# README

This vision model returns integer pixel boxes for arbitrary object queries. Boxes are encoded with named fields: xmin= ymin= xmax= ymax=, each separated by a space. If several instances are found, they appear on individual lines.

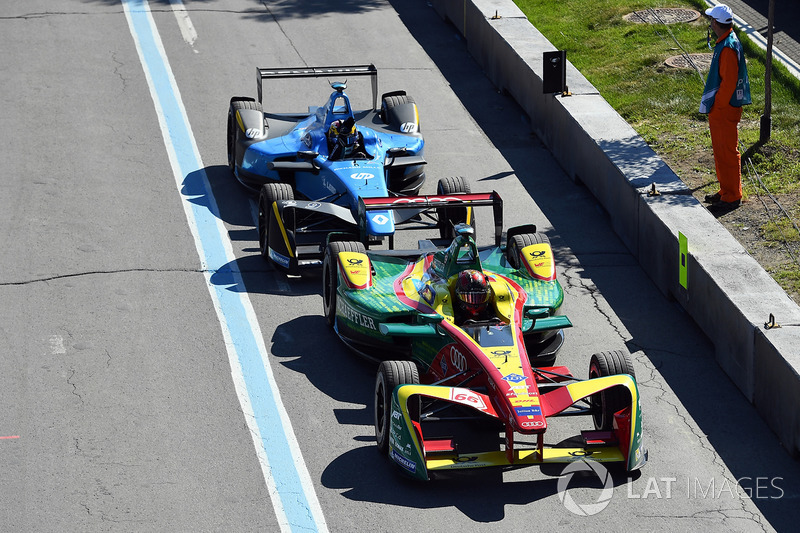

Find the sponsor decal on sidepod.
xmin=269 ymin=248 xmax=290 ymax=269
xmin=389 ymin=408 xmax=417 ymax=473
xmin=391 ymin=450 xmax=417 ymax=473
xmin=336 ymin=299 xmax=377 ymax=330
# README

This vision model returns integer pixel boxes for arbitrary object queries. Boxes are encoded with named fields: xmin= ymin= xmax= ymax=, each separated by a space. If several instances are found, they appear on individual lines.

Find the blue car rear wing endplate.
xmin=256 ymin=64 xmax=379 ymax=110
xmin=358 ymin=192 xmax=504 ymax=247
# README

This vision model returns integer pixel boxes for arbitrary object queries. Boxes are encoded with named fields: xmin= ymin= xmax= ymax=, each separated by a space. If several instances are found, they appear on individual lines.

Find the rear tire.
xmin=589 ymin=350 xmax=636 ymax=431
xmin=227 ymin=98 xmax=261 ymax=173
xmin=436 ymin=176 xmax=472 ymax=239
xmin=322 ymin=241 xmax=366 ymax=327
xmin=375 ymin=360 xmax=420 ymax=455
xmin=381 ymin=94 xmax=416 ymax=125
xmin=258 ymin=182 xmax=294 ymax=261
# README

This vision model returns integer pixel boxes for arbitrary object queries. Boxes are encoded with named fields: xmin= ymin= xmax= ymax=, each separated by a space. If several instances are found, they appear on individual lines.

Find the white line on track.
xmin=168 ymin=0 xmax=198 ymax=51
xmin=122 ymin=1 xmax=326 ymax=530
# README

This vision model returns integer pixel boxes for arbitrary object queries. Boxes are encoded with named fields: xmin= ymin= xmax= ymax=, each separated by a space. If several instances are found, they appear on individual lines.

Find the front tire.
xmin=506 ymin=232 xmax=549 ymax=270
xmin=375 ymin=360 xmax=420 ymax=455
xmin=589 ymin=350 xmax=636 ymax=431
xmin=322 ymin=240 xmax=366 ymax=327
xmin=258 ymin=182 xmax=294 ymax=261
xmin=227 ymin=98 xmax=260 ymax=173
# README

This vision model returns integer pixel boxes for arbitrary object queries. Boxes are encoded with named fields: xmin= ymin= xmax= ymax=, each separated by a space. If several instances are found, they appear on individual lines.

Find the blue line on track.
xmin=123 ymin=1 xmax=325 ymax=531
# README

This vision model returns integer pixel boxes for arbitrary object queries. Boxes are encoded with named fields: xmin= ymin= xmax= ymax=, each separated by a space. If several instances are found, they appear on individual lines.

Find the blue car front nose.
xmin=365 ymin=209 xmax=395 ymax=236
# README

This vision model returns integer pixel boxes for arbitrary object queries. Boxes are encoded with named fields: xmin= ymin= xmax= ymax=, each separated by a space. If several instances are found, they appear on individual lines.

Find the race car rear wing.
xmin=358 ymin=192 xmax=504 ymax=247
xmin=256 ymin=64 xmax=379 ymax=109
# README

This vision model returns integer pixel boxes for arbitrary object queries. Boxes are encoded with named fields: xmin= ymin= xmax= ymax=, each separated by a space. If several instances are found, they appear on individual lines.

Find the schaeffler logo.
xmin=557 ymin=460 xmax=613 ymax=516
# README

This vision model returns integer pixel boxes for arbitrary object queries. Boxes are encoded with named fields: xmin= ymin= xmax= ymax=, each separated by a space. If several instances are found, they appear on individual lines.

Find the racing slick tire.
xmin=322 ymin=240 xmax=367 ymax=327
xmin=588 ymin=350 xmax=636 ymax=431
xmin=380 ymin=93 xmax=416 ymax=127
xmin=227 ymin=98 xmax=262 ymax=173
xmin=258 ymin=182 xmax=294 ymax=264
xmin=382 ymin=93 xmax=425 ymax=195
xmin=436 ymin=176 xmax=473 ymax=240
xmin=506 ymin=232 xmax=549 ymax=270
xmin=507 ymin=232 xmax=560 ymax=366
xmin=375 ymin=360 xmax=420 ymax=456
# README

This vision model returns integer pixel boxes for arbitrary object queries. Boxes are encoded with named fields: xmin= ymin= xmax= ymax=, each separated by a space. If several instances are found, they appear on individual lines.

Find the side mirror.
xmin=297 ymin=150 xmax=319 ymax=160
xmin=418 ymin=313 xmax=444 ymax=325
xmin=525 ymin=308 xmax=550 ymax=320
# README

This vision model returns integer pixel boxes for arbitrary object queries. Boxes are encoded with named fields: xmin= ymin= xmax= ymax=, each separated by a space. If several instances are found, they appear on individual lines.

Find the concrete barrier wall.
xmin=430 ymin=0 xmax=800 ymax=456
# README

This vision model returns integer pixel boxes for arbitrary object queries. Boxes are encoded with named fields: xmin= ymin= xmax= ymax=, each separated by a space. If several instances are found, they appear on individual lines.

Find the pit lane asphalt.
xmin=0 ymin=0 xmax=797 ymax=531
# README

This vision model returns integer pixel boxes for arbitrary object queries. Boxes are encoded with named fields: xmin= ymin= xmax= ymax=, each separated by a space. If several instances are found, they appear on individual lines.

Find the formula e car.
xmin=226 ymin=65 xmax=427 ymax=273
xmin=322 ymin=192 xmax=646 ymax=480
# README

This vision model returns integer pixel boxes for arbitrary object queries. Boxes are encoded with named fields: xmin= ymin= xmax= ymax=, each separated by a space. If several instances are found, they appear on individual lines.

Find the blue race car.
xmin=226 ymin=65 xmax=431 ymax=274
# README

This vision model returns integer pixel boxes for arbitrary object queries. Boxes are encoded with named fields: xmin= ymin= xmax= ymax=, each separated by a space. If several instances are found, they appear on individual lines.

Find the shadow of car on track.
xmin=272 ymin=318 xmax=645 ymax=520
xmin=183 ymin=165 xmax=255 ymax=227
xmin=271 ymin=315 xmax=376 ymax=423
xmin=321 ymin=443 xmax=640 ymax=522
xmin=208 ymin=255 xmax=322 ymax=297
xmin=183 ymin=166 xmax=323 ymax=296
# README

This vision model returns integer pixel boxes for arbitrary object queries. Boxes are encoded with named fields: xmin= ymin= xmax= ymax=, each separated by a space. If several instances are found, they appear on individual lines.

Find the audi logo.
xmin=449 ymin=346 xmax=468 ymax=373
xmin=392 ymin=197 xmax=461 ymax=204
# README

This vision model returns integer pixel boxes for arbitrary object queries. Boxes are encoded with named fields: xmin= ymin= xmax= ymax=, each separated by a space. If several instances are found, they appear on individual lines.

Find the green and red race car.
xmin=322 ymin=192 xmax=646 ymax=480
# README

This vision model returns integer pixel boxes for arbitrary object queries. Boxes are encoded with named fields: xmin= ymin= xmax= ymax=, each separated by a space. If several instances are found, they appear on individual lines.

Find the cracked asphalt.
xmin=1 ymin=0 xmax=798 ymax=531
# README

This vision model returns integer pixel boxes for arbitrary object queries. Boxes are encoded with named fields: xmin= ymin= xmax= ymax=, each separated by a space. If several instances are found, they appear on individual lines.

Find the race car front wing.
xmin=387 ymin=375 xmax=646 ymax=481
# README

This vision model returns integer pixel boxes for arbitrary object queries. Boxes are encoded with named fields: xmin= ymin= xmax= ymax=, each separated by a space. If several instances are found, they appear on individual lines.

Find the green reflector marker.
xmin=679 ymin=232 xmax=688 ymax=289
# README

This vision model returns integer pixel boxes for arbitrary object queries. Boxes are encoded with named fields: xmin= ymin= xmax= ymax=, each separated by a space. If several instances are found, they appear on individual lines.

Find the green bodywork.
xmin=334 ymin=233 xmax=566 ymax=368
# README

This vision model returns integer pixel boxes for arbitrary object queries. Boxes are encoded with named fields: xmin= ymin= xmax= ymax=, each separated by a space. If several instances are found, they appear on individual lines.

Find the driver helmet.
xmin=329 ymin=119 xmax=358 ymax=157
xmin=455 ymin=269 xmax=491 ymax=318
